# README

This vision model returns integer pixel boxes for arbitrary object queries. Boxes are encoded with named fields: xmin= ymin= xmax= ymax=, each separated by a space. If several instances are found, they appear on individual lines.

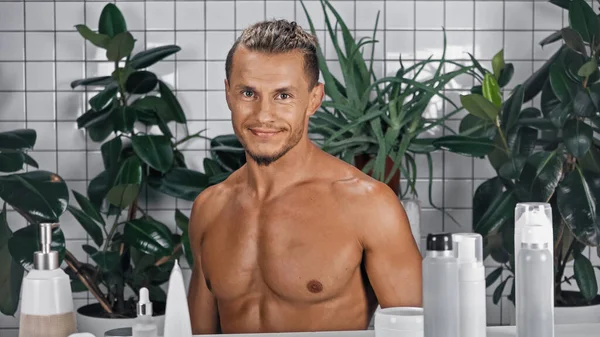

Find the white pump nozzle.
xmin=137 ymin=287 xmax=153 ymax=317
xmin=452 ymin=233 xmax=483 ymax=265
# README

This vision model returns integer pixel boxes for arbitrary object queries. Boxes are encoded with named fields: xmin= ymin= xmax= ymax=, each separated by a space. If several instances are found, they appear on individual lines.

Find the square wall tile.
xmin=206 ymin=60 xmax=225 ymax=90
xmin=206 ymin=91 xmax=230 ymax=120
xmin=28 ymin=151 xmax=57 ymax=173
xmin=56 ymin=2 xmax=84 ymax=31
xmin=508 ymin=61 xmax=534 ymax=89
xmin=0 ymin=62 xmax=24 ymax=91
xmin=415 ymin=31 xmax=444 ymax=59
xmin=415 ymin=180 xmax=443 ymax=209
xmin=26 ymin=62 xmax=54 ymax=91
xmin=443 ymin=179 xmax=473 ymax=208
xmin=474 ymin=158 xmax=497 ymax=179
xmin=57 ymin=62 xmax=85 ymax=90
xmin=0 ymin=92 xmax=25 ymax=120
xmin=176 ymin=1 xmax=205 ymax=30
xmin=505 ymin=1 xmax=533 ymax=30
xmin=0 ymin=32 xmax=25 ymax=61
xmin=85 ymin=2 xmax=106 ymax=31
xmin=25 ymin=2 xmax=54 ymax=31
xmin=445 ymin=152 xmax=473 ymax=179
xmin=57 ymin=92 xmax=85 ymax=121
xmin=415 ymin=1 xmax=443 ymax=30
xmin=443 ymin=209 xmax=472 ymax=233
xmin=354 ymin=30 xmax=384 ymax=60
xmin=325 ymin=1 xmax=355 ymax=30
xmin=445 ymin=31 xmax=474 ymax=60
xmin=505 ymin=31 xmax=533 ymax=60
xmin=146 ymin=210 xmax=177 ymax=233
xmin=475 ymin=31 xmax=504 ymax=60
xmin=236 ymin=1 xmax=266 ymax=29
xmin=28 ymin=121 xmax=56 ymax=150
xmin=534 ymin=1 xmax=563 ymax=30
xmin=59 ymin=198 xmax=89 ymax=240
xmin=534 ymin=31 xmax=562 ymax=60
xmin=27 ymin=92 xmax=55 ymax=121
xmin=386 ymin=31 xmax=414 ymax=60
xmin=177 ymin=91 xmax=206 ymax=120
xmin=0 ymin=2 xmax=23 ymax=31
xmin=56 ymin=32 xmax=85 ymax=61
xmin=206 ymin=31 xmax=235 ymax=60
xmin=486 ymin=296 xmax=502 ymax=325
xmin=147 ymin=1 xmax=175 ymax=30
xmin=147 ymin=32 xmax=176 ymax=61
xmin=475 ymin=1 xmax=503 ymax=30
xmin=206 ymin=120 xmax=234 ymax=138
xmin=177 ymin=31 xmax=205 ymax=60
xmin=420 ymin=208 xmax=443 ymax=236
xmin=445 ymin=1 xmax=474 ymax=30
xmin=177 ymin=61 xmax=206 ymax=90
xmin=179 ymin=150 xmax=207 ymax=173
xmin=178 ymin=121 xmax=207 ymax=150
xmin=386 ymin=1 xmax=414 ymax=30
xmin=87 ymin=151 xmax=104 ymax=178
xmin=118 ymin=1 xmax=145 ymax=31
xmin=58 ymin=121 xmax=86 ymax=150
xmin=296 ymin=0 xmax=325 ymax=30
xmin=26 ymin=32 xmax=55 ymax=61
xmin=356 ymin=1 xmax=383 ymax=30
xmin=266 ymin=1 xmax=295 ymax=21
xmin=153 ymin=61 xmax=176 ymax=88
xmin=206 ymin=1 xmax=234 ymax=30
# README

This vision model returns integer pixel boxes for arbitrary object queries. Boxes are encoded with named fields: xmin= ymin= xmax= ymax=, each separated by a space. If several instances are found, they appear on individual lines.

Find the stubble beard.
xmin=244 ymin=125 xmax=304 ymax=167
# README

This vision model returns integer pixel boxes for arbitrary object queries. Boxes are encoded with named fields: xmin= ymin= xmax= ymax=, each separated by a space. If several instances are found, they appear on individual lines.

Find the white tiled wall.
xmin=1 ymin=0 xmax=599 ymax=334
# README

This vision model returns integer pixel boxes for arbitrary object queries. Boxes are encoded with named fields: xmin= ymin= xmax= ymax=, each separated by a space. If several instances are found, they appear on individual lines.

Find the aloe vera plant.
xmin=301 ymin=0 xmax=489 ymax=202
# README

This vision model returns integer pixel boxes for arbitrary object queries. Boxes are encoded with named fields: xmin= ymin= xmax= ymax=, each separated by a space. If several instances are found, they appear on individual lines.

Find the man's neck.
xmin=245 ymin=138 xmax=317 ymax=201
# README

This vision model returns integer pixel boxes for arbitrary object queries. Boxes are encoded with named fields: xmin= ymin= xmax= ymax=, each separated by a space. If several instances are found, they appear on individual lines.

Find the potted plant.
xmin=437 ymin=0 xmax=600 ymax=324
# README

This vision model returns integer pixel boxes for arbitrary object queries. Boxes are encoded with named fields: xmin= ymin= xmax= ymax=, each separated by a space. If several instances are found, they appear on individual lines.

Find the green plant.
xmin=301 ymin=0 xmax=485 ymax=204
xmin=0 ymin=129 xmax=70 ymax=316
xmin=439 ymin=0 xmax=600 ymax=308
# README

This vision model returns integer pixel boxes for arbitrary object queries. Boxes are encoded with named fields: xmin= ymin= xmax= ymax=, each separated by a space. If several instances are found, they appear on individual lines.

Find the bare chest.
xmin=200 ymin=195 xmax=363 ymax=303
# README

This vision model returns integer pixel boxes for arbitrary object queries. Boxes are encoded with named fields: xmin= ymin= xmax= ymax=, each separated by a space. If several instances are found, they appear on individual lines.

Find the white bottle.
xmin=516 ymin=225 xmax=554 ymax=337
xmin=452 ymin=233 xmax=486 ymax=337
xmin=163 ymin=260 xmax=193 ymax=337
xmin=422 ymin=233 xmax=459 ymax=337
xmin=133 ymin=287 xmax=158 ymax=337
xmin=19 ymin=223 xmax=77 ymax=337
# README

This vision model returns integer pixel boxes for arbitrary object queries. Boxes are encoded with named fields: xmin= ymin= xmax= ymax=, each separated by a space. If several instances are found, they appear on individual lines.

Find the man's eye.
xmin=242 ymin=90 xmax=253 ymax=97
xmin=279 ymin=93 xmax=289 ymax=99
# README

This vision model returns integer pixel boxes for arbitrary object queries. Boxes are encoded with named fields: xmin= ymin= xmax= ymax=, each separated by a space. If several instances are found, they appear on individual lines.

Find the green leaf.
xmin=203 ymin=158 xmax=223 ymax=176
xmin=129 ymin=45 xmax=181 ymax=70
xmin=467 ymin=52 xmax=487 ymax=77
xmin=0 ymin=203 xmax=24 ymax=316
xmin=569 ymin=0 xmax=599 ymax=44
xmin=486 ymin=266 xmax=503 ymax=288
xmin=493 ymin=277 xmax=509 ymax=305
xmin=432 ymin=135 xmax=495 ymax=157
xmin=72 ymin=190 xmax=104 ymax=226
xmin=70 ymin=76 xmax=113 ymax=89
xmin=523 ymin=46 xmax=565 ymax=102
xmin=74 ymin=24 xmax=109 ymax=49
xmin=557 ymin=168 xmax=600 ymax=246
xmin=492 ymin=49 xmax=505 ymax=79
xmin=147 ymin=167 xmax=209 ymax=201
xmin=539 ymin=30 xmax=564 ymax=48
xmin=76 ymin=104 xmax=113 ymax=129
xmin=175 ymin=209 xmax=189 ymax=233
xmin=8 ymin=224 xmax=66 ymax=270
xmin=67 ymin=205 xmax=104 ymax=247
xmin=473 ymin=177 xmax=504 ymax=228
xmin=209 ymin=135 xmax=246 ymax=171
xmin=106 ymin=31 xmax=135 ymax=62
xmin=0 ymin=129 xmax=36 ymax=150
xmin=106 ymin=156 xmax=142 ymax=208
xmin=497 ymin=63 xmax=515 ymax=88
xmin=131 ymin=135 xmax=174 ymax=173
xmin=499 ymin=156 xmax=527 ymax=180
xmin=88 ymin=250 xmax=120 ymax=272
xmin=181 ymin=230 xmax=194 ymax=267
xmin=502 ymin=85 xmax=524 ymax=130
xmin=89 ymin=84 xmax=118 ymax=112
xmin=87 ymin=170 xmax=113 ymax=208
xmin=460 ymin=94 xmax=500 ymax=122
xmin=580 ymin=145 xmax=600 ymax=173
xmin=0 ymin=171 xmax=69 ymax=223
xmin=475 ymin=190 xmax=518 ymax=236
xmin=22 ymin=153 xmax=38 ymax=169
xmin=100 ymin=137 xmax=122 ymax=170
xmin=111 ymin=106 xmax=136 ymax=133
xmin=98 ymin=3 xmax=127 ymax=38
xmin=517 ymin=151 xmax=563 ymax=202
xmin=131 ymin=96 xmax=178 ymax=124
xmin=0 ymin=152 xmax=25 ymax=173
xmin=573 ymin=252 xmax=598 ymax=302
xmin=564 ymin=119 xmax=593 ymax=158
xmin=488 ymin=133 xmax=511 ymax=171
xmin=483 ymin=73 xmax=503 ymax=107
xmin=573 ymin=86 xmax=597 ymax=117
xmin=158 ymin=81 xmax=187 ymax=124
xmin=577 ymin=59 xmax=597 ymax=78
xmin=124 ymin=217 xmax=174 ymax=257
xmin=550 ymin=0 xmax=571 ymax=10
xmin=561 ymin=27 xmax=588 ymax=57
xmin=550 ymin=63 xmax=577 ymax=102
xmin=125 ymin=70 xmax=158 ymax=94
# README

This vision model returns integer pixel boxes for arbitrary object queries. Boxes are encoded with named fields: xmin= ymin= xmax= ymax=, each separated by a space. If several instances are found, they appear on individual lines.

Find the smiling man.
xmin=187 ymin=19 xmax=422 ymax=334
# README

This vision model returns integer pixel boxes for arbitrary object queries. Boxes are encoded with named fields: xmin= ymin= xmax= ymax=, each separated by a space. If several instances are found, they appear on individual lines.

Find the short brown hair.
xmin=225 ymin=19 xmax=320 ymax=89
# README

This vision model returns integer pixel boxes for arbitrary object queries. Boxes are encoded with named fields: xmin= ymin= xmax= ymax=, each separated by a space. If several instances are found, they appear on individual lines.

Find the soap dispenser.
xmin=19 ymin=223 xmax=77 ymax=337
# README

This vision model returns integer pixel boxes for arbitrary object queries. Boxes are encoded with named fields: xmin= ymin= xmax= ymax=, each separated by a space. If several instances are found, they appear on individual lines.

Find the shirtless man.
xmin=187 ymin=19 xmax=422 ymax=334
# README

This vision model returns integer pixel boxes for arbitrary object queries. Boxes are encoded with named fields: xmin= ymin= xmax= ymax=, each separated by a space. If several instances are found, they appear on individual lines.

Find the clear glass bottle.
xmin=133 ymin=287 xmax=158 ymax=337
xmin=423 ymin=233 xmax=459 ymax=337
xmin=516 ymin=225 xmax=554 ymax=337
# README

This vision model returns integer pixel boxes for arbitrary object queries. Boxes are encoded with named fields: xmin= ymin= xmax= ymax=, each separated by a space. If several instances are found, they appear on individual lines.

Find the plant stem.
xmin=103 ymin=212 xmax=121 ymax=253
xmin=556 ymin=239 xmax=576 ymax=294
xmin=495 ymin=118 xmax=510 ymax=152
xmin=174 ymin=129 xmax=209 ymax=146
xmin=64 ymin=250 xmax=112 ymax=313
xmin=154 ymin=243 xmax=183 ymax=267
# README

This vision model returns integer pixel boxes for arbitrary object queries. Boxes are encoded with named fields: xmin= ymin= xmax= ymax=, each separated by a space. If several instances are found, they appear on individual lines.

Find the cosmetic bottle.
xmin=133 ymin=287 xmax=158 ymax=337
xmin=452 ymin=233 xmax=486 ymax=337
xmin=19 ymin=223 xmax=77 ymax=337
xmin=422 ymin=233 xmax=459 ymax=337
xmin=516 ymin=225 xmax=554 ymax=337
xmin=163 ymin=259 xmax=193 ymax=337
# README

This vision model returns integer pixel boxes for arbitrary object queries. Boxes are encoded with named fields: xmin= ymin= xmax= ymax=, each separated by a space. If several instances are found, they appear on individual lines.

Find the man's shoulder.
xmin=189 ymin=169 xmax=242 ymax=230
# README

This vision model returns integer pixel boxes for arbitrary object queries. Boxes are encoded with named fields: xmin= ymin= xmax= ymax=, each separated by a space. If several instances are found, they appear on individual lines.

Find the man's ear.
xmin=307 ymin=82 xmax=324 ymax=117
xmin=224 ymin=79 xmax=231 ymax=109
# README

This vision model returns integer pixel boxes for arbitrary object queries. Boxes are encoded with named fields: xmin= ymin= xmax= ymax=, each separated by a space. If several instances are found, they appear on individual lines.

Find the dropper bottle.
xmin=132 ymin=287 xmax=158 ymax=337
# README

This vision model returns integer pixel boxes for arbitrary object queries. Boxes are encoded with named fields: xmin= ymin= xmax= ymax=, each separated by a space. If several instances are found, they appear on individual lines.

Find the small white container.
xmin=374 ymin=307 xmax=424 ymax=337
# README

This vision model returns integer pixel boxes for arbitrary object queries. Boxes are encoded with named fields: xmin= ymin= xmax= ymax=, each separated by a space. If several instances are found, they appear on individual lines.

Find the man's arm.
xmin=188 ymin=190 xmax=220 ymax=334
xmin=359 ymin=183 xmax=423 ymax=308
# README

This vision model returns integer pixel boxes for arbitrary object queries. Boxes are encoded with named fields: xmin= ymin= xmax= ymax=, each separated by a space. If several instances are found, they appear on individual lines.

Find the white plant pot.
xmin=76 ymin=303 xmax=165 ymax=337
xmin=503 ymin=294 xmax=600 ymax=325
xmin=400 ymin=198 xmax=421 ymax=253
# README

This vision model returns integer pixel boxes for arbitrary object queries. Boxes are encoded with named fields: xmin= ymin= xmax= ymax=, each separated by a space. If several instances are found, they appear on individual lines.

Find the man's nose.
xmin=255 ymin=98 xmax=276 ymax=123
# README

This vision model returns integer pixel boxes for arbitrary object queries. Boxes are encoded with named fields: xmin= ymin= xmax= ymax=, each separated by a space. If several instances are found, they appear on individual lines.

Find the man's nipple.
xmin=306 ymin=280 xmax=323 ymax=293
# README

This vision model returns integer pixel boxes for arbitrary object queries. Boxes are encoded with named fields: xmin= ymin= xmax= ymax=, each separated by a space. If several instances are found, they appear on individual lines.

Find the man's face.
xmin=225 ymin=46 xmax=323 ymax=166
